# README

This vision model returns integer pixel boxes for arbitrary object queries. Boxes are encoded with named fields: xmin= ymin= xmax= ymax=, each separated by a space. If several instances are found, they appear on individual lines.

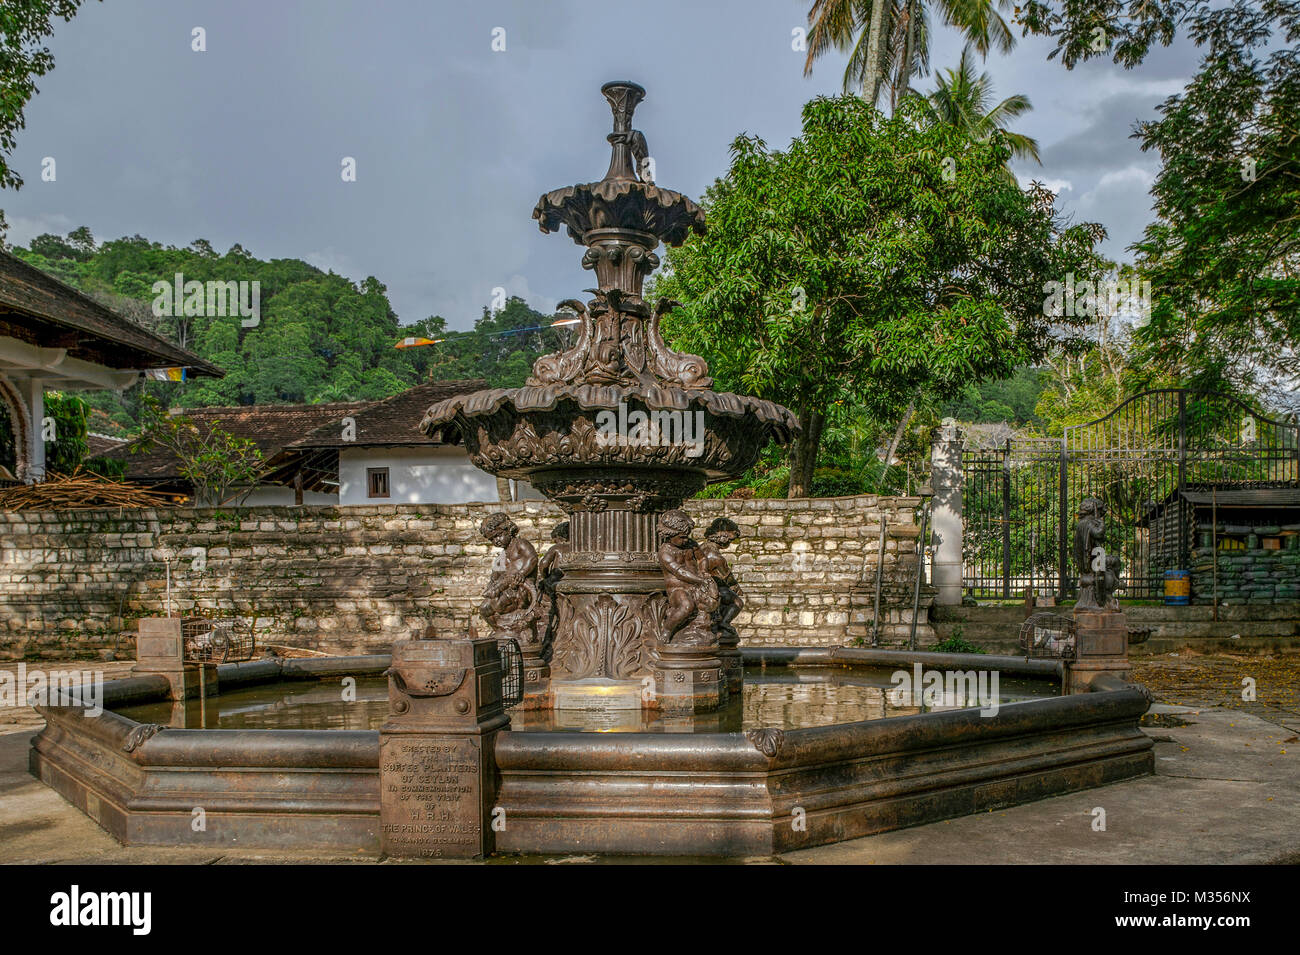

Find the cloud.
xmin=1070 ymin=164 xmax=1159 ymax=256
xmin=3 ymin=212 xmax=76 ymax=247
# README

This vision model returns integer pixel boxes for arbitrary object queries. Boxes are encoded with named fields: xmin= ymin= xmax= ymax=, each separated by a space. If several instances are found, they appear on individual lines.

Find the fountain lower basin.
xmin=30 ymin=648 xmax=1152 ymax=857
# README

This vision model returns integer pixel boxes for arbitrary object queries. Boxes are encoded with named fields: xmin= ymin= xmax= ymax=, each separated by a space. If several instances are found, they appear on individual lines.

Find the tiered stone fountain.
xmin=419 ymin=81 xmax=798 ymax=713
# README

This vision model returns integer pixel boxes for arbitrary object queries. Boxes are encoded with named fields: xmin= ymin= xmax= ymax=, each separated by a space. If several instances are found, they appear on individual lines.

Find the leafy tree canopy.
xmin=654 ymin=95 xmax=1106 ymax=495
xmin=1021 ymin=0 xmax=1300 ymax=414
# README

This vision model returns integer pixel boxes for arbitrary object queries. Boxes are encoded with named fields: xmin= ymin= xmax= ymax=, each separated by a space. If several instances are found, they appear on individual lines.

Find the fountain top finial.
xmin=600 ymin=82 xmax=647 ymax=183
xmin=532 ymin=81 xmax=705 ymax=247
xmin=600 ymin=81 xmax=645 ymax=132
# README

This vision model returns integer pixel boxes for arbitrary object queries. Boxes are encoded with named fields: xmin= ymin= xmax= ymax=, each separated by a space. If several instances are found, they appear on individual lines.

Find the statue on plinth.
xmin=699 ymin=518 xmax=744 ymax=641
xmin=1073 ymin=497 xmax=1111 ymax=611
xmin=657 ymin=509 xmax=719 ymax=646
xmin=479 ymin=513 xmax=541 ymax=645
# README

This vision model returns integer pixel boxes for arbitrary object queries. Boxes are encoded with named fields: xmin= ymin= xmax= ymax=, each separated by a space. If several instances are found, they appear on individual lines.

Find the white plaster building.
xmin=104 ymin=380 xmax=510 ymax=507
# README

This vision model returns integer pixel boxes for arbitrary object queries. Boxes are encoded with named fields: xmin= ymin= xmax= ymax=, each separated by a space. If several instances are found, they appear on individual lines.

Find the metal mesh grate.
xmin=496 ymin=638 xmax=524 ymax=708
xmin=182 ymin=617 xmax=256 ymax=664
xmin=1019 ymin=611 xmax=1077 ymax=660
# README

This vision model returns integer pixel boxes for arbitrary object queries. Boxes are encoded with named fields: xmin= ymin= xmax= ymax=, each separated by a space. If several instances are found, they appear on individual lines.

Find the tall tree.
xmin=804 ymin=0 xmax=1015 ymax=107
xmin=655 ymin=96 xmax=1105 ymax=496
xmin=907 ymin=43 xmax=1041 ymax=166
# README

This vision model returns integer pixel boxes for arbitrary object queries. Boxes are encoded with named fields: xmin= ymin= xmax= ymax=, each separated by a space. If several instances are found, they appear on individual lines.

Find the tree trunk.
xmin=864 ymin=0 xmax=889 ymax=107
xmin=883 ymin=398 xmax=915 ymax=473
xmin=788 ymin=407 xmax=826 ymax=498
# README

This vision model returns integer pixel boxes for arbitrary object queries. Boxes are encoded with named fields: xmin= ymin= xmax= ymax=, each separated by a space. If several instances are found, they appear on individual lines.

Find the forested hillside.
xmin=11 ymin=228 xmax=562 ymax=433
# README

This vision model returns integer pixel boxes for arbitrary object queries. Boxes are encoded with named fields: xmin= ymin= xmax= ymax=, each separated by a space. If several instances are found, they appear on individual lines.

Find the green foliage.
xmin=906 ymin=44 xmax=1041 ymax=169
xmin=930 ymin=629 xmax=986 ymax=654
xmin=132 ymin=395 xmax=264 ymax=505
xmin=656 ymin=95 xmax=1105 ymax=495
xmin=0 ymin=1 xmax=97 ymax=195
xmin=1022 ymin=0 xmax=1300 ymax=411
xmin=412 ymin=297 xmax=570 ymax=389
xmin=11 ymin=231 xmax=567 ymax=432
xmin=941 ymin=366 xmax=1045 ymax=425
xmin=83 ymin=455 xmax=126 ymax=480
xmin=1131 ymin=1 xmax=1300 ymax=406
xmin=41 ymin=391 xmax=88 ymax=474
xmin=0 ymin=400 xmax=15 ymax=475
xmin=802 ymin=0 xmax=1016 ymax=107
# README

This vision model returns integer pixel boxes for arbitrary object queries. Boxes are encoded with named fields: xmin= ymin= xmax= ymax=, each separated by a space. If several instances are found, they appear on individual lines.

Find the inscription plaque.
xmin=380 ymin=736 xmax=487 ymax=859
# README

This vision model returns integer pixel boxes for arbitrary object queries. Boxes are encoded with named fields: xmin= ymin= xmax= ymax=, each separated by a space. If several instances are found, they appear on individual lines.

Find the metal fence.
xmin=962 ymin=390 xmax=1300 ymax=600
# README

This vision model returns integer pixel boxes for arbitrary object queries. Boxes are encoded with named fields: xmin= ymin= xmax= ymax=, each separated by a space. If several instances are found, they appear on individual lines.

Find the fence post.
xmin=1178 ymin=390 xmax=1188 ymax=571
xmin=1058 ymin=437 xmax=1069 ymax=600
xmin=930 ymin=421 xmax=964 ymax=606
xmin=1002 ymin=439 xmax=1012 ymax=599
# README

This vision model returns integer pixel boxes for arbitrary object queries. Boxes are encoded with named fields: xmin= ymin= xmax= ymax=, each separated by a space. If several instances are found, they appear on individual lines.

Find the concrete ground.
xmin=1 ymin=658 xmax=1296 ymax=864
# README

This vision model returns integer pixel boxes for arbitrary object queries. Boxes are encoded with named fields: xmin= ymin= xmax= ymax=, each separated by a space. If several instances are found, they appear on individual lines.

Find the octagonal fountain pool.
xmin=31 ymin=646 xmax=1152 ymax=857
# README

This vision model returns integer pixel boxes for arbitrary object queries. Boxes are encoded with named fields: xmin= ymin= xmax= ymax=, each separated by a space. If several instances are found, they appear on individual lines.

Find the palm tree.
xmin=803 ymin=0 xmax=1015 ymax=110
xmin=908 ymin=44 xmax=1041 ymax=166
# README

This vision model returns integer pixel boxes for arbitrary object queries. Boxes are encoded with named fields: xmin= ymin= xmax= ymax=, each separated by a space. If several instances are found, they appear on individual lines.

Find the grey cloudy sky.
xmin=3 ymin=0 xmax=1202 ymax=330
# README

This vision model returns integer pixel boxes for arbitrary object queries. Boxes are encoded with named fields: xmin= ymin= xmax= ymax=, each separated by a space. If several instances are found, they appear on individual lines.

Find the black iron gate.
xmin=962 ymin=390 xmax=1300 ymax=600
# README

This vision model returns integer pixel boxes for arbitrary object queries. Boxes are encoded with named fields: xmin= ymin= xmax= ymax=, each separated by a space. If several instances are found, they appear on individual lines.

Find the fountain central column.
xmin=419 ymin=81 xmax=799 ymax=715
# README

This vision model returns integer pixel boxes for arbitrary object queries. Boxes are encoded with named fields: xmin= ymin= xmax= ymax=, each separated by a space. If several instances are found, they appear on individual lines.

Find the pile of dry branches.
xmin=0 ymin=470 xmax=179 ymax=511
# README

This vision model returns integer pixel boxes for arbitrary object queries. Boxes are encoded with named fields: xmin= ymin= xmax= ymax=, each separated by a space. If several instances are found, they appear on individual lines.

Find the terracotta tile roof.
xmin=102 ymin=380 xmax=487 ymax=480
xmin=104 ymin=401 xmax=368 ymax=480
xmin=86 ymin=433 xmax=127 ymax=457
xmin=291 ymin=380 xmax=485 ymax=448
xmin=0 ymin=250 xmax=223 ymax=377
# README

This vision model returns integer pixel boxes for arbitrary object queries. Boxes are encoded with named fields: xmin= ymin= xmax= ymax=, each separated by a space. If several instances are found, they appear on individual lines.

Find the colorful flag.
xmin=144 ymin=367 xmax=188 ymax=382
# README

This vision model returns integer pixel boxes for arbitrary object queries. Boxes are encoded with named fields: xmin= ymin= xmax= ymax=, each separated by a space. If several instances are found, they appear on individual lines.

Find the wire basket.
xmin=1019 ymin=611 xmax=1077 ymax=660
xmin=182 ymin=617 xmax=256 ymax=664
xmin=496 ymin=638 xmax=524 ymax=708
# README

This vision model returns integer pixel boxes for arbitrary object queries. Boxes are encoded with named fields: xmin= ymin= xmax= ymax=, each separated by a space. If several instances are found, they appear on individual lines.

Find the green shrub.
xmin=930 ymin=627 xmax=986 ymax=654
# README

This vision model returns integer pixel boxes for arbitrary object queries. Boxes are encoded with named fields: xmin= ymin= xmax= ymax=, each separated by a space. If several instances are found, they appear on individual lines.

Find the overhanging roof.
xmin=103 ymin=401 xmax=370 ymax=480
xmin=1180 ymin=487 xmax=1300 ymax=508
xmin=0 ymin=249 xmax=223 ymax=378
xmin=292 ymin=380 xmax=485 ymax=448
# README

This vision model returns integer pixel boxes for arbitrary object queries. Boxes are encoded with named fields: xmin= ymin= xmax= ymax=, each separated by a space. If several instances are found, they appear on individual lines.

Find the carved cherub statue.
xmin=537 ymin=521 xmax=570 ymax=646
xmin=698 ymin=517 xmax=744 ymax=640
xmin=1101 ymin=553 xmax=1124 ymax=612
xmin=479 ymin=513 xmax=540 ymax=643
xmin=657 ymin=509 xmax=719 ymax=645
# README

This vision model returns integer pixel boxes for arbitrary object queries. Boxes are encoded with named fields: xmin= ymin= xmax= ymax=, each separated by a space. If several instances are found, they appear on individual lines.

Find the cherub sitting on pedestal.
xmin=657 ymin=509 xmax=719 ymax=646
xmin=479 ymin=513 xmax=540 ymax=644
xmin=698 ymin=518 xmax=744 ymax=641
xmin=1101 ymin=553 xmax=1124 ymax=612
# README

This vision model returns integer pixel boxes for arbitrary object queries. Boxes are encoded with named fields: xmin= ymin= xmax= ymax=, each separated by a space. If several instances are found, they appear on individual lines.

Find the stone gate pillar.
xmin=930 ymin=420 xmax=964 ymax=606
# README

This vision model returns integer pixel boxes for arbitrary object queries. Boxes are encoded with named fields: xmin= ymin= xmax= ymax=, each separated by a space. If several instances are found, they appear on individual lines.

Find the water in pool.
xmin=114 ymin=667 xmax=1057 ymax=733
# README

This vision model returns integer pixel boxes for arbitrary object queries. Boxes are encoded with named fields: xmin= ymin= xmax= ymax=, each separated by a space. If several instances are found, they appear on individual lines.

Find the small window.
xmin=367 ymin=467 xmax=390 ymax=499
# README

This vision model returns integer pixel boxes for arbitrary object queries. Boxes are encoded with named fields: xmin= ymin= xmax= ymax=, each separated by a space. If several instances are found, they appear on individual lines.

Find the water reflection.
xmin=114 ymin=667 xmax=1055 ymax=734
